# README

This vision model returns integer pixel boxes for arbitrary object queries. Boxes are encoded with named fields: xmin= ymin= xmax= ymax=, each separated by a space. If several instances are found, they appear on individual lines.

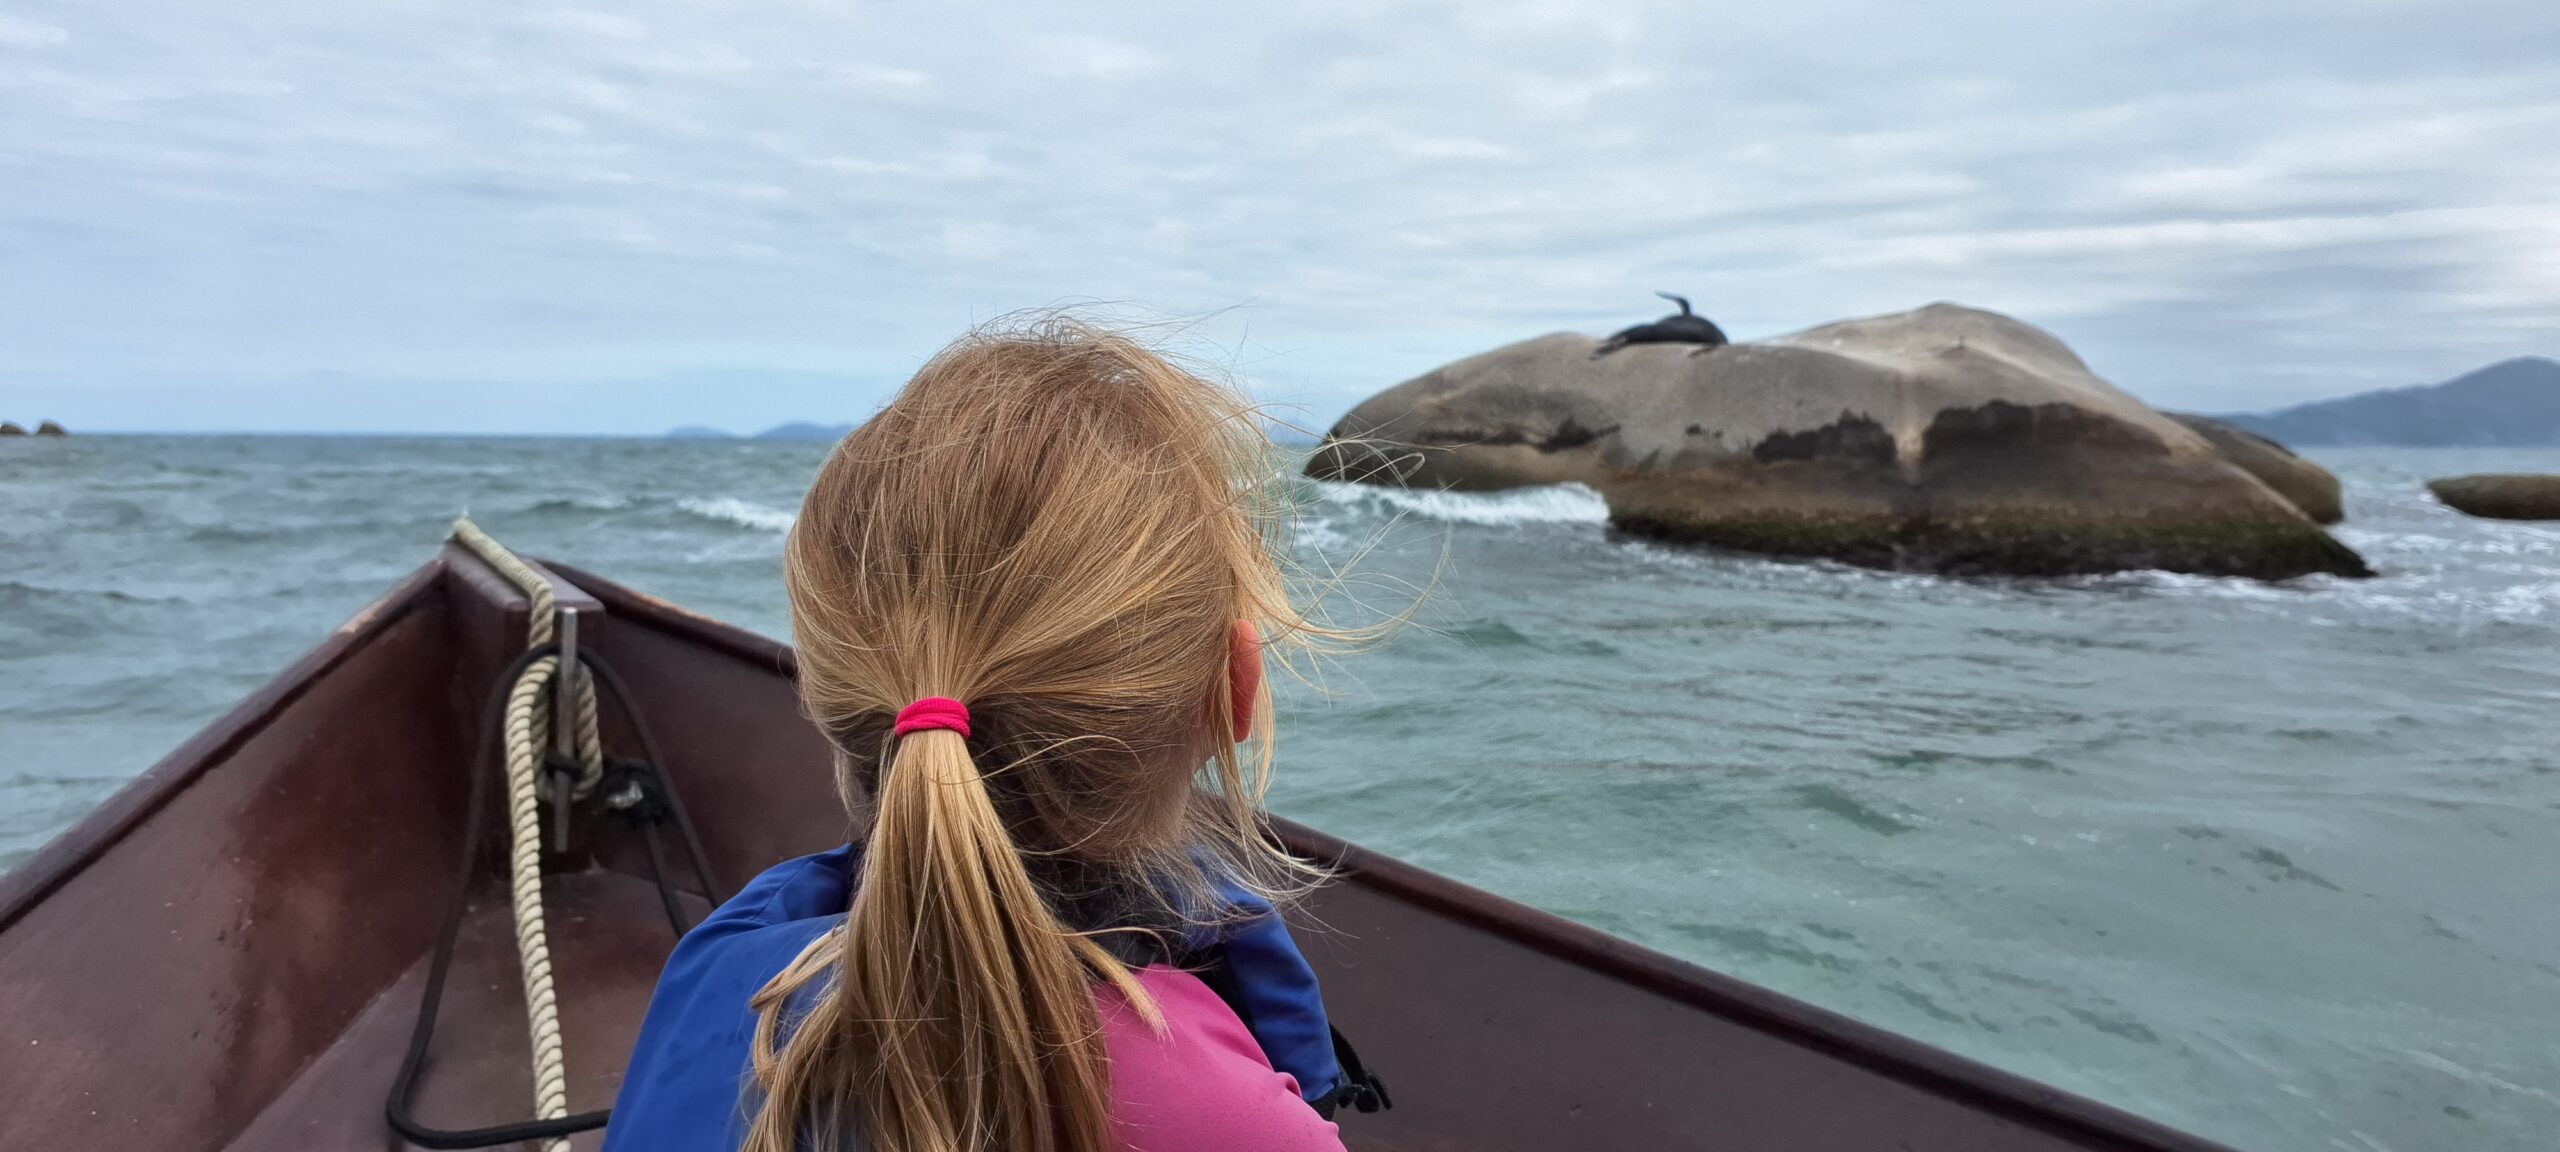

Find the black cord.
xmin=386 ymin=644 xmax=614 ymax=1147
xmin=385 ymin=644 xmax=725 ymax=1148
xmin=638 ymin=823 xmax=689 ymax=938
xmin=580 ymin=654 xmax=725 ymax=905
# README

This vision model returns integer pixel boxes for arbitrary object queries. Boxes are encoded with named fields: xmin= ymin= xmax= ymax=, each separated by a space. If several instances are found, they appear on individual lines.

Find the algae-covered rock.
xmin=1309 ymin=303 xmax=2368 ymax=580
xmin=2165 ymin=413 xmax=2342 ymax=524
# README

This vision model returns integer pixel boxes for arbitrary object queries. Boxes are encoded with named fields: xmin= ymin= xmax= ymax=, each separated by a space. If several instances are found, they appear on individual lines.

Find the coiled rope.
xmin=448 ymin=519 xmax=605 ymax=1152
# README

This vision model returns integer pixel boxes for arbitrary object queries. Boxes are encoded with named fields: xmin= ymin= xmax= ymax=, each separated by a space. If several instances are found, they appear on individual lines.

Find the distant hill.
xmin=678 ymin=421 xmax=1417 ymax=447
xmin=2220 ymin=357 xmax=2560 ymax=447
xmin=666 ymin=422 xmax=851 ymax=441
xmin=754 ymin=422 xmax=855 ymax=441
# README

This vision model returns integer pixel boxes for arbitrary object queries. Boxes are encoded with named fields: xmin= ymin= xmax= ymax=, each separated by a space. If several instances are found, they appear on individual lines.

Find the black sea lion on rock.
xmin=1594 ymin=292 xmax=1728 ymax=357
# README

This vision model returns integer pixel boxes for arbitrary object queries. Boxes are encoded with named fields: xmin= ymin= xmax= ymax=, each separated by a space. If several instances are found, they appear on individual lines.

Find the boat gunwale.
xmin=0 ymin=560 xmax=451 ymax=932
xmin=545 ymin=559 xmax=2241 ymax=1152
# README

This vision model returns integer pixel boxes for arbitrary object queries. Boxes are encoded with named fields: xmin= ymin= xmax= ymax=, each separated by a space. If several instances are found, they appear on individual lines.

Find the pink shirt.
xmin=1100 ymin=966 xmax=1348 ymax=1152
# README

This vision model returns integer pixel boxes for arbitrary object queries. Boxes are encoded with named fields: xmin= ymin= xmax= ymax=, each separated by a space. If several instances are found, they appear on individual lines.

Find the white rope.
xmin=453 ymin=519 xmax=604 ymax=796
xmin=450 ymin=518 xmax=599 ymax=1152
xmin=504 ymin=655 xmax=572 ymax=1152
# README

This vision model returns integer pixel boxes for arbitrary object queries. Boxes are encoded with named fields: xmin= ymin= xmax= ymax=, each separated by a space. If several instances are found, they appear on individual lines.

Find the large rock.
xmin=0 ymin=422 xmax=24 ymax=436
xmin=2427 ymin=474 xmax=2560 ymax=521
xmin=2164 ymin=413 xmax=2343 ymax=524
xmin=1309 ymin=303 xmax=2369 ymax=579
xmin=34 ymin=420 xmax=65 ymax=436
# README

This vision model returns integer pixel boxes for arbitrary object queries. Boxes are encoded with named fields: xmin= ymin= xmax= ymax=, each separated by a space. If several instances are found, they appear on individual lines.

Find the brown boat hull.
xmin=0 ymin=547 xmax=2234 ymax=1152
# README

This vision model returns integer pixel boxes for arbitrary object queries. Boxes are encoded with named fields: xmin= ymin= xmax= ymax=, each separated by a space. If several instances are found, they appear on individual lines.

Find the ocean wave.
xmin=2097 ymin=567 xmax=2560 ymax=626
xmin=677 ymin=497 xmax=796 ymax=533
xmin=522 ymin=495 xmax=633 ymax=514
xmin=0 ymin=579 xmax=181 ymax=605
xmin=1307 ymin=481 xmax=1610 ymax=527
xmin=2077 ymin=570 xmax=2310 ymax=598
xmin=2337 ymin=526 xmax=2560 ymax=557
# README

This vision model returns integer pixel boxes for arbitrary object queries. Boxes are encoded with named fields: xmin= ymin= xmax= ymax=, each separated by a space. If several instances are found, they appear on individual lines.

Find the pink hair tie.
xmin=893 ymin=697 xmax=971 ymax=739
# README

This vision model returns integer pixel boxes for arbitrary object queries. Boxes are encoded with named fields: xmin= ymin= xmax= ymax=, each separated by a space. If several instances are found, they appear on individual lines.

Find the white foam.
xmin=1288 ymin=517 xmax=1355 ymax=554
xmin=2339 ymin=526 xmax=2560 ymax=557
xmin=2477 ymin=579 xmax=2560 ymax=620
xmin=678 ymin=496 xmax=796 ymax=533
xmin=2091 ymin=561 xmax=2560 ymax=628
xmin=1308 ymin=480 xmax=1611 ymax=527
xmin=2087 ymin=570 xmax=2305 ymax=599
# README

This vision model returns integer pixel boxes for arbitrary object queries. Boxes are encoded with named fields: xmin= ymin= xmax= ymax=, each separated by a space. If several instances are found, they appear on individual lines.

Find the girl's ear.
xmin=1226 ymin=619 xmax=1261 ymax=744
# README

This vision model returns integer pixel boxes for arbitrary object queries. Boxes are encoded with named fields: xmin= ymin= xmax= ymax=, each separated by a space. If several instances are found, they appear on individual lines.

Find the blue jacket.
xmin=601 ymin=846 xmax=1348 ymax=1152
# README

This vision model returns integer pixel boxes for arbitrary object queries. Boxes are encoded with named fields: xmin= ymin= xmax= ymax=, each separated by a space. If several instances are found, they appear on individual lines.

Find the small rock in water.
xmin=2427 ymin=473 xmax=2560 ymax=521
xmin=34 ymin=420 xmax=66 ymax=436
xmin=0 ymin=422 xmax=25 ymax=436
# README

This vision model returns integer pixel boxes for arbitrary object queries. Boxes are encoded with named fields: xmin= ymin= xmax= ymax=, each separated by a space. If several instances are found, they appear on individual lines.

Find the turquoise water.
xmin=5 ymin=434 xmax=2558 ymax=1152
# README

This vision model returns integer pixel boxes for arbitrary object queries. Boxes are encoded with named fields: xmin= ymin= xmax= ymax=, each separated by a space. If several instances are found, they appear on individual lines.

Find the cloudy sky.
xmin=2 ymin=0 xmax=2555 ymax=433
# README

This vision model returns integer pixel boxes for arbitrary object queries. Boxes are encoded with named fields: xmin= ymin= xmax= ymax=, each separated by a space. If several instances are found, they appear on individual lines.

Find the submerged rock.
xmin=34 ymin=420 xmax=65 ymax=436
xmin=0 ymin=422 xmax=24 ymax=436
xmin=1309 ymin=303 xmax=2368 ymax=580
xmin=2165 ymin=413 xmax=2343 ymax=524
xmin=2427 ymin=474 xmax=2560 ymax=521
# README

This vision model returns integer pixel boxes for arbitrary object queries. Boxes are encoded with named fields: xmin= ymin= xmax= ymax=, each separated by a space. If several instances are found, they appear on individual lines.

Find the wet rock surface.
xmin=2427 ymin=473 xmax=2560 ymax=521
xmin=2165 ymin=413 xmax=2343 ymax=524
xmin=1310 ymin=303 xmax=2368 ymax=579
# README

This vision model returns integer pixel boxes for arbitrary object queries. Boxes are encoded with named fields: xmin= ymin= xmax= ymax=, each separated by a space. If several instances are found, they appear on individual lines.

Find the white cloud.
xmin=835 ymin=64 xmax=930 ymax=90
xmin=0 ymin=13 xmax=69 ymax=47
xmin=526 ymin=9 xmax=647 ymax=40
xmin=1035 ymin=35 xmax=1158 ymax=80
xmin=0 ymin=0 xmax=2556 ymax=432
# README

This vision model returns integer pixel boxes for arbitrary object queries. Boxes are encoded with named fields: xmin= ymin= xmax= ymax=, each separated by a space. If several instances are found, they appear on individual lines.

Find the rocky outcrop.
xmin=1309 ymin=303 xmax=2369 ymax=579
xmin=34 ymin=420 xmax=65 ymax=436
xmin=2165 ymin=413 xmax=2342 ymax=524
xmin=0 ymin=422 xmax=24 ymax=436
xmin=2427 ymin=474 xmax=2560 ymax=521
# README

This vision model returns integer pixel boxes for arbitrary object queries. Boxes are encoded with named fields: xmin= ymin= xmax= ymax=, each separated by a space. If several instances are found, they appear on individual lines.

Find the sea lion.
xmin=1592 ymin=292 xmax=1729 ymax=357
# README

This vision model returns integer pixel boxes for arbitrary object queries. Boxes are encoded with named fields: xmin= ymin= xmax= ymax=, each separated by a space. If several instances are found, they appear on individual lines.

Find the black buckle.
xmin=596 ymin=756 xmax=669 ymax=824
xmin=1315 ymin=1025 xmax=1391 ymax=1118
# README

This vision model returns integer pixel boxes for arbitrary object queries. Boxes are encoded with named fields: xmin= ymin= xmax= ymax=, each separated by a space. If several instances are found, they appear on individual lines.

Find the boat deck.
xmin=225 ymin=870 xmax=690 ymax=1152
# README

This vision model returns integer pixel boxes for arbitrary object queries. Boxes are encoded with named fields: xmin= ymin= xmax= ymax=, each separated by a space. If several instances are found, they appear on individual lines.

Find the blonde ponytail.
xmin=743 ymin=725 xmax=1147 ymax=1152
xmin=752 ymin=316 xmax=1341 ymax=1152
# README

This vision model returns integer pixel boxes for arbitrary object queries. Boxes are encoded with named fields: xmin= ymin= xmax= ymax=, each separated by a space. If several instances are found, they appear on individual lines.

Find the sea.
xmin=5 ymin=433 xmax=2558 ymax=1152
